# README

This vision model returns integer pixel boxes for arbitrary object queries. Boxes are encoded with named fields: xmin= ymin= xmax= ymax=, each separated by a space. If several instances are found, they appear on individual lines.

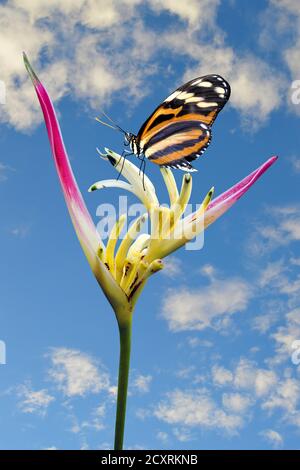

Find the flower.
xmin=23 ymin=51 xmax=277 ymax=449
xmin=90 ymin=148 xmax=277 ymax=280
xmin=23 ymin=52 xmax=277 ymax=314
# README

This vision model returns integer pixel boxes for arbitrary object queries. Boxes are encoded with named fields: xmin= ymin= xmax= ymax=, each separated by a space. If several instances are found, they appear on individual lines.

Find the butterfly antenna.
xmin=95 ymin=117 xmax=119 ymax=130
xmin=95 ymin=108 xmax=127 ymax=134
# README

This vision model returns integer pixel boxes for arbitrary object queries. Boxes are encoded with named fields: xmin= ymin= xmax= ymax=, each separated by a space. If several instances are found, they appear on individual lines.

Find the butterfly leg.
xmin=116 ymin=151 xmax=126 ymax=181
xmin=142 ymin=159 xmax=147 ymax=191
xmin=116 ymin=150 xmax=126 ymax=166
xmin=138 ymin=155 xmax=147 ymax=191
xmin=116 ymin=151 xmax=134 ymax=180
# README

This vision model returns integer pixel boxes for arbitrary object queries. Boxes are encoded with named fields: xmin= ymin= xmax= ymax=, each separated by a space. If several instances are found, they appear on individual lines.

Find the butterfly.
xmin=96 ymin=74 xmax=230 ymax=172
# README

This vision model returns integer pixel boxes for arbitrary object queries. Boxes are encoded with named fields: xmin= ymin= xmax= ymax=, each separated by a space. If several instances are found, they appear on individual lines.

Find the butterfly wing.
xmin=136 ymin=74 xmax=230 ymax=170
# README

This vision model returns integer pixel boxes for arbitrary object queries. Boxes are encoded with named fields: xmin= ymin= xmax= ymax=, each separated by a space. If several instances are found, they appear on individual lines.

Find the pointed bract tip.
xmin=107 ymin=155 xmax=117 ymax=166
xmin=150 ymin=259 xmax=164 ymax=273
xmin=98 ymin=147 xmax=118 ymax=166
xmin=96 ymin=147 xmax=110 ymax=160
xmin=97 ymin=246 xmax=104 ymax=258
xmin=23 ymin=52 xmax=40 ymax=85
xmin=267 ymin=155 xmax=279 ymax=165
xmin=200 ymin=186 xmax=215 ymax=211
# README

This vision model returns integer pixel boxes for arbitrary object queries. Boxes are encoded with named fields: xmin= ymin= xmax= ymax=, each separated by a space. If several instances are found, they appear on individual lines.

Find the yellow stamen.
xmin=115 ymin=214 xmax=148 ymax=282
xmin=160 ymin=167 xmax=179 ymax=206
xmin=105 ymin=213 xmax=127 ymax=275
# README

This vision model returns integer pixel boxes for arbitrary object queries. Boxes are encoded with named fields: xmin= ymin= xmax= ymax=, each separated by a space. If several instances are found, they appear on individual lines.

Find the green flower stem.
xmin=114 ymin=316 xmax=132 ymax=450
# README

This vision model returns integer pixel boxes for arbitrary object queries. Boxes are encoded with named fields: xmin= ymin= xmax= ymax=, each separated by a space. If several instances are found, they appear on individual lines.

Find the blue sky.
xmin=0 ymin=0 xmax=300 ymax=450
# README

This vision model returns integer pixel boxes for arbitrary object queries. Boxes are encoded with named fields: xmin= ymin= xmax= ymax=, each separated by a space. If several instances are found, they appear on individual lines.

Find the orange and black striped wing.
xmin=136 ymin=74 xmax=230 ymax=170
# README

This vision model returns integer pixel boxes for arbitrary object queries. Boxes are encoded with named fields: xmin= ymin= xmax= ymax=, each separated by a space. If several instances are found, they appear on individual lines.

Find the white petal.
xmin=88 ymin=179 xmax=138 ymax=197
xmin=102 ymin=148 xmax=159 ymax=209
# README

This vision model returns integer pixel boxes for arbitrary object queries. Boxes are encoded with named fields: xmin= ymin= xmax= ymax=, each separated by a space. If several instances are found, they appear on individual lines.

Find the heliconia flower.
xmin=23 ymin=52 xmax=277 ymax=450
xmin=89 ymin=148 xmax=277 ymax=264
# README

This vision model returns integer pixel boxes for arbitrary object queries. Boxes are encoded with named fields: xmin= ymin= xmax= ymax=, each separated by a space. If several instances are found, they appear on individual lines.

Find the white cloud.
xmin=262 ymin=378 xmax=300 ymax=413
xmin=0 ymin=0 xmax=289 ymax=131
xmin=281 ymin=219 xmax=300 ymax=241
xmin=249 ymin=206 xmax=300 ymax=256
xmin=162 ymin=276 xmax=252 ymax=331
xmin=176 ymin=366 xmax=196 ymax=380
xmin=156 ymin=431 xmax=169 ymax=444
xmin=212 ymin=365 xmax=233 ymax=386
xmin=249 ymin=346 xmax=260 ymax=355
xmin=271 ymin=0 xmax=300 ymax=15
xmin=251 ymin=255 xmax=300 ymax=314
xmin=132 ymin=374 xmax=152 ymax=393
xmin=290 ymin=156 xmax=300 ymax=174
xmin=260 ymin=429 xmax=283 ymax=449
xmin=252 ymin=313 xmax=278 ymax=334
xmin=261 ymin=0 xmax=300 ymax=117
xmin=222 ymin=393 xmax=252 ymax=413
xmin=161 ymin=256 xmax=182 ymax=278
xmin=173 ymin=427 xmax=193 ymax=442
xmin=148 ymin=0 xmax=220 ymax=29
xmin=17 ymin=383 xmax=54 ymax=416
xmin=153 ymin=354 xmax=300 ymax=438
xmin=0 ymin=162 xmax=14 ymax=182
xmin=48 ymin=347 xmax=110 ymax=397
xmin=0 ymin=3 xmax=55 ymax=130
xmin=255 ymin=370 xmax=278 ymax=397
xmin=270 ymin=308 xmax=300 ymax=364
xmin=186 ymin=337 xmax=214 ymax=348
xmin=228 ymin=56 xmax=283 ymax=127
xmin=258 ymin=260 xmax=285 ymax=288
xmin=81 ymin=404 xmax=106 ymax=431
xmin=0 ymin=1 xmax=154 ymax=130
xmin=234 ymin=358 xmax=277 ymax=397
xmin=290 ymin=256 xmax=300 ymax=266
xmin=168 ymin=32 xmax=285 ymax=127
xmin=154 ymin=389 xmax=243 ymax=433
xmin=200 ymin=264 xmax=216 ymax=280
xmin=10 ymin=224 xmax=30 ymax=238
xmin=135 ymin=408 xmax=151 ymax=420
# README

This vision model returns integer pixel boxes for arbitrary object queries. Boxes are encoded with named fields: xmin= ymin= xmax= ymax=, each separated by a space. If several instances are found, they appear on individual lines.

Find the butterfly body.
xmin=97 ymin=74 xmax=230 ymax=171
xmin=125 ymin=74 xmax=230 ymax=171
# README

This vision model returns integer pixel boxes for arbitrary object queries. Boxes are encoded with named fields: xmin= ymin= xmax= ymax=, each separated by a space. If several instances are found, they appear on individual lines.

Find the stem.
xmin=114 ymin=319 xmax=132 ymax=450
